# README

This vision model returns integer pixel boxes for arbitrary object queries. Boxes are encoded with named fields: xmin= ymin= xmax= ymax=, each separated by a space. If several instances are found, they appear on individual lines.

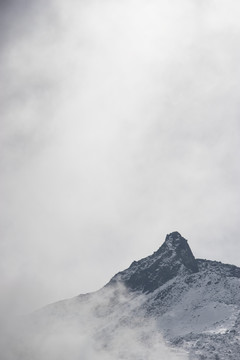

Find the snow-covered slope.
xmin=3 ymin=232 xmax=240 ymax=360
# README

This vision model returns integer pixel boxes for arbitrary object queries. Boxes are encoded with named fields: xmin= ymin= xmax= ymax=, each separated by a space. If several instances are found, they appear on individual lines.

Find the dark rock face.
xmin=156 ymin=232 xmax=198 ymax=273
xmin=108 ymin=232 xmax=199 ymax=293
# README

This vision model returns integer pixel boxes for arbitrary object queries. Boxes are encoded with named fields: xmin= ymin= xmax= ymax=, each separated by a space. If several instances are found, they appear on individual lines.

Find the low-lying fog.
xmin=1 ymin=284 xmax=188 ymax=359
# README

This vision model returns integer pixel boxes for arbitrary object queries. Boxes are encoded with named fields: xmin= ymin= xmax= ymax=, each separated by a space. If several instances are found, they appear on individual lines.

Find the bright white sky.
xmin=0 ymin=0 xmax=240 ymax=316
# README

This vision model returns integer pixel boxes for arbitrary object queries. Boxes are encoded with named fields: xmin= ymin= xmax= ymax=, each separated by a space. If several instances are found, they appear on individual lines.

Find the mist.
xmin=1 ymin=284 xmax=188 ymax=359
xmin=1 ymin=0 xmax=240 ymax=326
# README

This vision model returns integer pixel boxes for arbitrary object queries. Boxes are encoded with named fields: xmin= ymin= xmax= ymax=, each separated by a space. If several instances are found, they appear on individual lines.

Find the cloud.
xmin=1 ymin=284 xmax=188 ymax=359
xmin=0 ymin=0 xmax=240 ymax=321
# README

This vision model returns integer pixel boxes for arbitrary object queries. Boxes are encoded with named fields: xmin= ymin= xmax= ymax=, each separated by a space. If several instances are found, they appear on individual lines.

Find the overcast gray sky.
xmin=1 ymin=0 xmax=240 ymax=316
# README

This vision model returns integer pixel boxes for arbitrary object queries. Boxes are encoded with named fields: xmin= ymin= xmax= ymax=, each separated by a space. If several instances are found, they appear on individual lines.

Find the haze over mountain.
xmin=1 ymin=0 xmax=240 ymax=321
xmin=2 ymin=232 xmax=240 ymax=360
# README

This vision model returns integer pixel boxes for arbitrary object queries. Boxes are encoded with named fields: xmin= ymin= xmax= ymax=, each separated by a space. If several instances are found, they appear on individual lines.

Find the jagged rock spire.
xmin=158 ymin=232 xmax=198 ymax=273
xmin=108 ymin=232 xmax=198 ymax=293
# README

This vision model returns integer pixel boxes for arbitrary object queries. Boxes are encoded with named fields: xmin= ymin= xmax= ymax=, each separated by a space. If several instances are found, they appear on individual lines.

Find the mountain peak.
xmin=166 ymin=231 xmax=182 ymax=240
xmin=158 ymin=232 xmax=198 ymax=273
xmin=108 ymin=232 xmax=198 ymax=293
xmin=160 ymin=231 xmax=185 ymax=251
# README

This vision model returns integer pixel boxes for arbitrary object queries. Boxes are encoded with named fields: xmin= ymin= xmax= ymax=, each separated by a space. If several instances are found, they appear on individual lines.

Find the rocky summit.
xmin=4 ymin=232 xmax=240 ymax=360
xmin=108 ymin=231 xmax=199 ymax=292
